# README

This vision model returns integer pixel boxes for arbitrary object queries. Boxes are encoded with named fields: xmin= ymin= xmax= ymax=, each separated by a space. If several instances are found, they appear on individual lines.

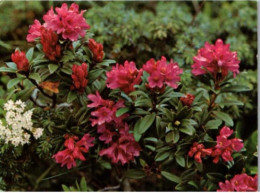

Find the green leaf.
xmin=96 ymin=59 xmax=116 ymax=67
xmin=221 ymin=85 xmax=251 ymax=93
xmin=188 ymin=181 xmax=199 ymax=189
xmin=145 ymin=145 xmax=155 ymax=151
xmin=62 ymin=185 xmax=71 ymax=192
xmin=61 ymin=67 xmax=72 ymax=75
xmin=179 ymin=126 xmax=195 ymax=135
xmin=137 ymin=113 xmax=156 ymax=135
xmin=206 ymin=173 xmax=224 ymax=181
xmin=205 ymin=119 xmax=222 ymax=130
xmin=217 ymin=100 xmax=244 ymax=106
xmin=176 ymin=156 xmax=185 ymax=167
xmin=161 ymin=171 xmax=181 ymax=183
xmin=116 ymin=107 xmax=130 ymax=117
xmin=48 ymin=64 xmax=59 ymax=74
xmin=80 ymin=177 xmax=87 ymax=191
xmin=0 ymin=67 xmax=16 ymax=73
xmin=26 ymin=47 xmax=34 ymax=61
xmin=88 ymin=69 xmax=105 ymax=83
xmin=67 ymin=91 xmax=77 ymax=103
xmin=133 ymin=119 xmax=142 ymax=142
xmin=144 ymin=137 xmax=158 ymax=143
xmin=125 ymin=169 xmax=146 ymax=179
xmin=99 ymin=160 xmax=111 ymax=170
xmin=155 ymin=151 xmax=170 ymax=162
xmin=213 ymin=111 xmax=233 ymax=126
xmin=7 ymin=77 xmax=25 ymax=89
xmin=5 ymin=62 xmax=17 ymax=70
xmin=165 ymin=131 xmax=174 ymax=143
xmin=121 ymin=92 xmax=133 ymax=102
xmin=29 ymin=73 xmax=41 ymax=83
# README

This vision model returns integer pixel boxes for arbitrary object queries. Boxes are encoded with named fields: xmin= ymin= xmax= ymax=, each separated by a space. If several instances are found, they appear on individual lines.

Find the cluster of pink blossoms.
xmin=211 ymin=126 xmax=244 ymax=164
xmin=27 ymin=3 xmax=90 ymax=42
xmin=70 ymin=63 xmax=88 ymax=93
xmin=87 ymin=91 xmax=141 ymax=164
xmin=192 ymin=39 xmax=240 ymax=80
xmin=52 ymin=134 xmax=94 ymax=169
xmin=143 ymin=56 xmax=183 ymax=92
xmin=188 ymin=126 xmax=244 ymax=164
xmin=106 ymin=61 xmax=143 ymax=94
xmin=218 ymin=174 xmax=258 ymax=191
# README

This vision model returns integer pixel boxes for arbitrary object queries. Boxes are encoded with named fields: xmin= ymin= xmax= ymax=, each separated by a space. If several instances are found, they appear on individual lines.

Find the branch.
xmin=27 ymin=76 xmax=53 ymax=100
xmin=98 ymin=184 xmax=121 ymax=192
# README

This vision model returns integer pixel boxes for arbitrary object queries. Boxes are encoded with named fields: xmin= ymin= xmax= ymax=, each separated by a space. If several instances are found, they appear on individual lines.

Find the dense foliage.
xmin=0 ymin=1 xmax=257 ymax=191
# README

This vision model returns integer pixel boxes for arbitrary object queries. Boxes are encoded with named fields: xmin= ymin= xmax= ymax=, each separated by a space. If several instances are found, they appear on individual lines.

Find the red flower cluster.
xmin=27 ymin=3 xmax=90 ymax=42
xmin=218 ymin=174 xmax=257 ymax=192
xmin=211 ymin=126 xmax=244 ymax=164
xmin=188 ymin=126 xmax=243 ymax=164
xmin=52 ymin=134 xmax=95 ymax=169
xmin=88 ymin=39 xmax=104 ymax=63
xmin=106 ymin=61 xmax=143 ymax=94
xmin=40 ymin=27 xmax=61 ymax=61
xmin=143 ymin=56 xmax=183 ymax=91
xmin=71 ymin=63 xmax=88 ymax=93
xmin=180 ymin=93 xmax=195 ymax=107
xmin=188 ymin=142 xmax=212 ymax=163
xmin=192 ymin=39 xmax=240 ymax=80
xmin=11 ymin=50 xmax=29 ymax=71
xmin=87 ymin=91 xmax=141 ymax=164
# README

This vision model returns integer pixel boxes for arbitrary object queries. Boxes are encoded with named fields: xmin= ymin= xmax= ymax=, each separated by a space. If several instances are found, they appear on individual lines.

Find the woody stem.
xmin=26 ymin=75 xmax=53 ymax=100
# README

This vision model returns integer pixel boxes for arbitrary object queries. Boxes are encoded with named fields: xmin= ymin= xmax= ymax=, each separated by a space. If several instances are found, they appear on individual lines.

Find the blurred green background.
xmin=0 ymin=0 xmax=257 ymax=191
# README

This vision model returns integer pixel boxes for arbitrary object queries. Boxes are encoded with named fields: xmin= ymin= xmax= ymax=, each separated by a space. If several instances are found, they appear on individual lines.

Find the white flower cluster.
xmin=0 ymin=100 xmax=44 ymax=147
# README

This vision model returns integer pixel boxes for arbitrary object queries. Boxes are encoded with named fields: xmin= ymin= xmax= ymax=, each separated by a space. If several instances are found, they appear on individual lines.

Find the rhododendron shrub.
xmin=0 ymin=2 xmax=257 ymax=192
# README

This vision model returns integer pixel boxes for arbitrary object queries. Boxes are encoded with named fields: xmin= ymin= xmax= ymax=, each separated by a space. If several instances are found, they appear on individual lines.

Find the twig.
xmin=34 ymin=163 xmax=56 ymax=190
xmin=98 ymin=184 xmax=121 ymax=192
xmin=122 ymin=178 xmax=132 ymax=191
xmin=190 ymin=0 xmax=206 ymax=25
xmin=26 ymin=76 xmax=53 ymax=100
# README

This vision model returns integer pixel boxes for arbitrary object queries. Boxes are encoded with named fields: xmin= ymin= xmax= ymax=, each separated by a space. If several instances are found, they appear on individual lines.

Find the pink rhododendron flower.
xmin=11 ymin=50 xmax=29 ymax=71
xmin=143 ymin=56 xmax=183 ymax=91
xmin=192 ymin=39 xmax=240 ymax=80
xmin=87 ymin=92 xmax=140 ymax=165
xmin=88 ymin=39 xmax=104 ymax=62
xmin=71 ymin=63 xmax=88 ymax=93
xmin=26 ymin=19 xmax=42 ymax=42
xmin=218 ymin=174 xmax=258 ymax=192
xmin=211 ymin=126 xmax=244 ymax=163
xmin=219 ymin=126 xmax=233 ymax=138
xmin=188 ymin=142 xmax=212 ymax=163
xmin=52 ymin=134 xmax=94 ymax=169
xmin=180 ymin=93 xmax=195 ymax=107
xmin=218 ymin=180 xmax=234 ymax=192
xmin=99 ymin=124 xmax=141 ymax=165
xmin=43 ymin=3 xmax=90 ymax=41
xmin=106 ymin=61 xmax=143 ymax=94
xmin=87 ymin=91 xmax=127 ymax=127
xmin=40 ymin=27 xmax=61 ymax=61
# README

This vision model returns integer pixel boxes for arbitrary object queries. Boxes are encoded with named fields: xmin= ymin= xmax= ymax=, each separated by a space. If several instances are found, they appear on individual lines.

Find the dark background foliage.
xmin=0 ymin=1 xmax=257 ymax=191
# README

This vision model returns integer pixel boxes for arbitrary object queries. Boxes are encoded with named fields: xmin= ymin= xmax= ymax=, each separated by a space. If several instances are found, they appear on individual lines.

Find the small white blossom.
xmin=33 ymin=128 xmax=44 ymax=139
xmin=0 ymin=100 xmax=44 ymax=147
